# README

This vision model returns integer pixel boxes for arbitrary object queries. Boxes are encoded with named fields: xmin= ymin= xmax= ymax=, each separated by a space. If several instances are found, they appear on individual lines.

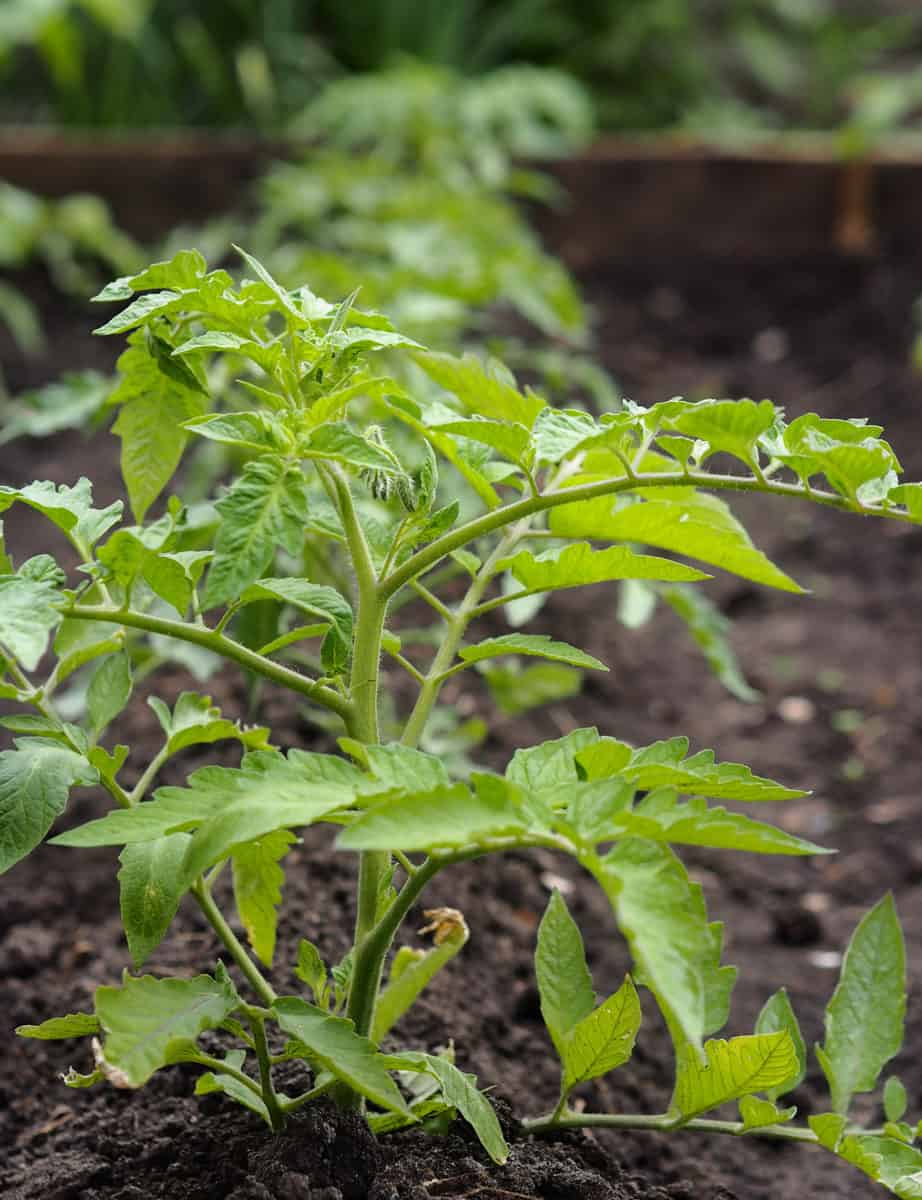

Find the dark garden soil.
xmin=3 ymin=249 xmax=922 ymax=1199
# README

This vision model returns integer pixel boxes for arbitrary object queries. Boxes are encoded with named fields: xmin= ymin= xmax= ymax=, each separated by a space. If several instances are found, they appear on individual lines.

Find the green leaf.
xmin=561 ymin=976 xmax=641 ymax=1093
xmin=432 ymin=417 xmax=531 ymax=465
xmin=295 ymin=939 xmax=330 ymax=1008
xmin=273 ymin=997 xmax=411 ymax=1117
xmin=0 ymin=478 xmax=122 ymax=547
xmin=459 ymin=634 xmax=607 ymax=672
xmin=118 ymin=835 xmax=191 ymax=968
xmin=0 ymin=575 xmax=61 ymax=669
xmin=755 ymin=989 xmax=806 ymax=1100
xmin=532 ymin=407 xmax=598 ymax=463
xmin=352 ymin=742 xmax=451 ymax=793
xmin=665 ymin=399 xmax=777 ymax=469
xmin=52 ymin=749 xmax=359 ymax=853
xmin=613 ymin=790 xmax=827 ymax=857
xmin=16 ymin=1012 xmax=100 ymax=1039
xmin=234 ymin=245 xmax=309 ymax=326
xmin=414 ymin=350 xmax=545 ymax=429
xmin=390 ymin=1052 xmax=508 ymax=1164
xmin=304 ymin=422 xmax=409 ymax=476
xmin=550 ymin=488 xmax=803 ymax=593
xmin=241 ymin=578 xmax=353 ymax=674
xmin=482 ymin=661 xmax=582 ymax=716
xmin=87 ymin=651 xmax=132 ymax=737
xmin=232 ymin=830 xmax=295 ymax=967
xmin=818 ymin=894 xmax=906 ymax=1115
xmin=595 ymin=840 xmax=716 ymax=1053
xmin=95 ymin=972 xmax=239 ymax=1087
xmin=837 ymin=1133 xmax=922 ymax=1195
xmin=93 ymin=290 xmax=183 ymax=336
xmin=182 ymin=411 xmax=290 ymax=454
xmin=659 ymin=583 xmax=760 ymax=702
xmin=93 ymin=249 xmax=208 ymax=303
xmin=97 ymin=531 xmax=209 ymax=616
xmin=535 ymin=890 xmax=595 ymax=1053
xmin=148 ymin=691 xmax=270 ymax=756
xmin=0 ymin=739 xmax=98 ymax=874
xmin=809 ymin=1111 xmax=847 ymax=1150
xmin=886 ymin=1077 xmax=909 ymax=1124
xmin=674 ymin=1032 xmax=799 ymax=1120
xmin=738 ymin=1095 xmax=797 ymax=1131
xmin=203 ymin=459 xmax=310 ymax=609
xmin=338 ymin=780 xmax=528 ymax=854
xmin=109 ymin=338 xmax=207 ymax=521
xmin=195 ymin=1067 xmax=271 ymax=1125
xmin=499 ymin=543 xmax=709 ymax=593
xmin=577 ymin=736 xmax=805 ymax=803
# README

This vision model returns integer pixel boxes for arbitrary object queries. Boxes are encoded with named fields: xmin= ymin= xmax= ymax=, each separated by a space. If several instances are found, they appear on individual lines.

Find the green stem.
xmin=182 ymin=1050 xmax=266 ymax=1100
xmin=65 ymin=604 xmax=353 ymax=722
xmin=280 ymin=1078 xmax=336 ymax=1115
xmin=127 ymin=743 xmax=171 ymax=806
xmin=399 ymin=499 xmax=545 ymax=749
xmin=522 ymin=1111 xmax=819 ymax=1143
xmin=246 ymin=1008 xmax=286 ymax=1132
xmin=191 ymin=880 xmax=277 ymax=1008
xmin=380 ymin=469 xmax=893 ymax=601
xmin=344 ymin=856 xmax=445 ymax=1048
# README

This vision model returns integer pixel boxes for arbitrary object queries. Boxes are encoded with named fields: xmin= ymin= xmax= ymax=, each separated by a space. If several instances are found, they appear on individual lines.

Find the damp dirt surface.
xmin=3 ymin=250 xmax=922 ymax=1198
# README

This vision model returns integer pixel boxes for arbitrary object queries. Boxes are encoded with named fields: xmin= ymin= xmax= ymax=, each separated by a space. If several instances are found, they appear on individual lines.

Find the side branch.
xmin=65 ymin=604 xmax=353 ymax=722
xmin=379 ymin=469 xmax=896 ymax=600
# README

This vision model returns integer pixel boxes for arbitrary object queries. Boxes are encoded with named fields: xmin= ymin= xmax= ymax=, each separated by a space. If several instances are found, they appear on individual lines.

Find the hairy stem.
xmin=65 ymin=604 xmax=353 ymax=722
xmin=191 ymin=880 xmax=277 ymax=1008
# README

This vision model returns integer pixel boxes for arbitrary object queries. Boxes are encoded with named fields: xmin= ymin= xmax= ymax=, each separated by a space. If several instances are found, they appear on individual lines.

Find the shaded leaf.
xmin=118 ymin=835 xmax=191 ymax=968
xmin=0 ymin=739 xmax=98 ymax=874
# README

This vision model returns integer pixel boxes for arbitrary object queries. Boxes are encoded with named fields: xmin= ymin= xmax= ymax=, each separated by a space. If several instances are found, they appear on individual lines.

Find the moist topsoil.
xmin=3 ymin=251 xmax=922 ymax=1200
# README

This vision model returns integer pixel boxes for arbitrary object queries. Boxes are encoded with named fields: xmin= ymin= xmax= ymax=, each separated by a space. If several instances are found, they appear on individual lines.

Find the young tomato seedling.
xmin=4 ymin=248 xmax=922 ymax=1193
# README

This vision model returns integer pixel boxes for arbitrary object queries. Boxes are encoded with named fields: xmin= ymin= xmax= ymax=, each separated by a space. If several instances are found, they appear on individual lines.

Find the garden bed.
xmin=2 ymin=236 xmax=922 ymax=1197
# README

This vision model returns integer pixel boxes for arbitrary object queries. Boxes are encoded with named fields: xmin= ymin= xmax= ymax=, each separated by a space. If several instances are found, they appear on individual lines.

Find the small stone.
xmin=777 ymin=695 xmax=815 ymax=724
xmin=752 ymin=326 xmax=789 ymax=363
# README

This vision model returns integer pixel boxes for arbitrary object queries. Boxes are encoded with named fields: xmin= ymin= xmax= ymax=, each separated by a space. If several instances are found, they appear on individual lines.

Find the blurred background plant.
xmin=3 ymin=0 xmax=922 ymax=136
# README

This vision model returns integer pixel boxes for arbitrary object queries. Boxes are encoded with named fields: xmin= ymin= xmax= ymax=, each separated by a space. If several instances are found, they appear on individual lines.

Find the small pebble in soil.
xmin=777 ymin=695 xmax=815 ymax=724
